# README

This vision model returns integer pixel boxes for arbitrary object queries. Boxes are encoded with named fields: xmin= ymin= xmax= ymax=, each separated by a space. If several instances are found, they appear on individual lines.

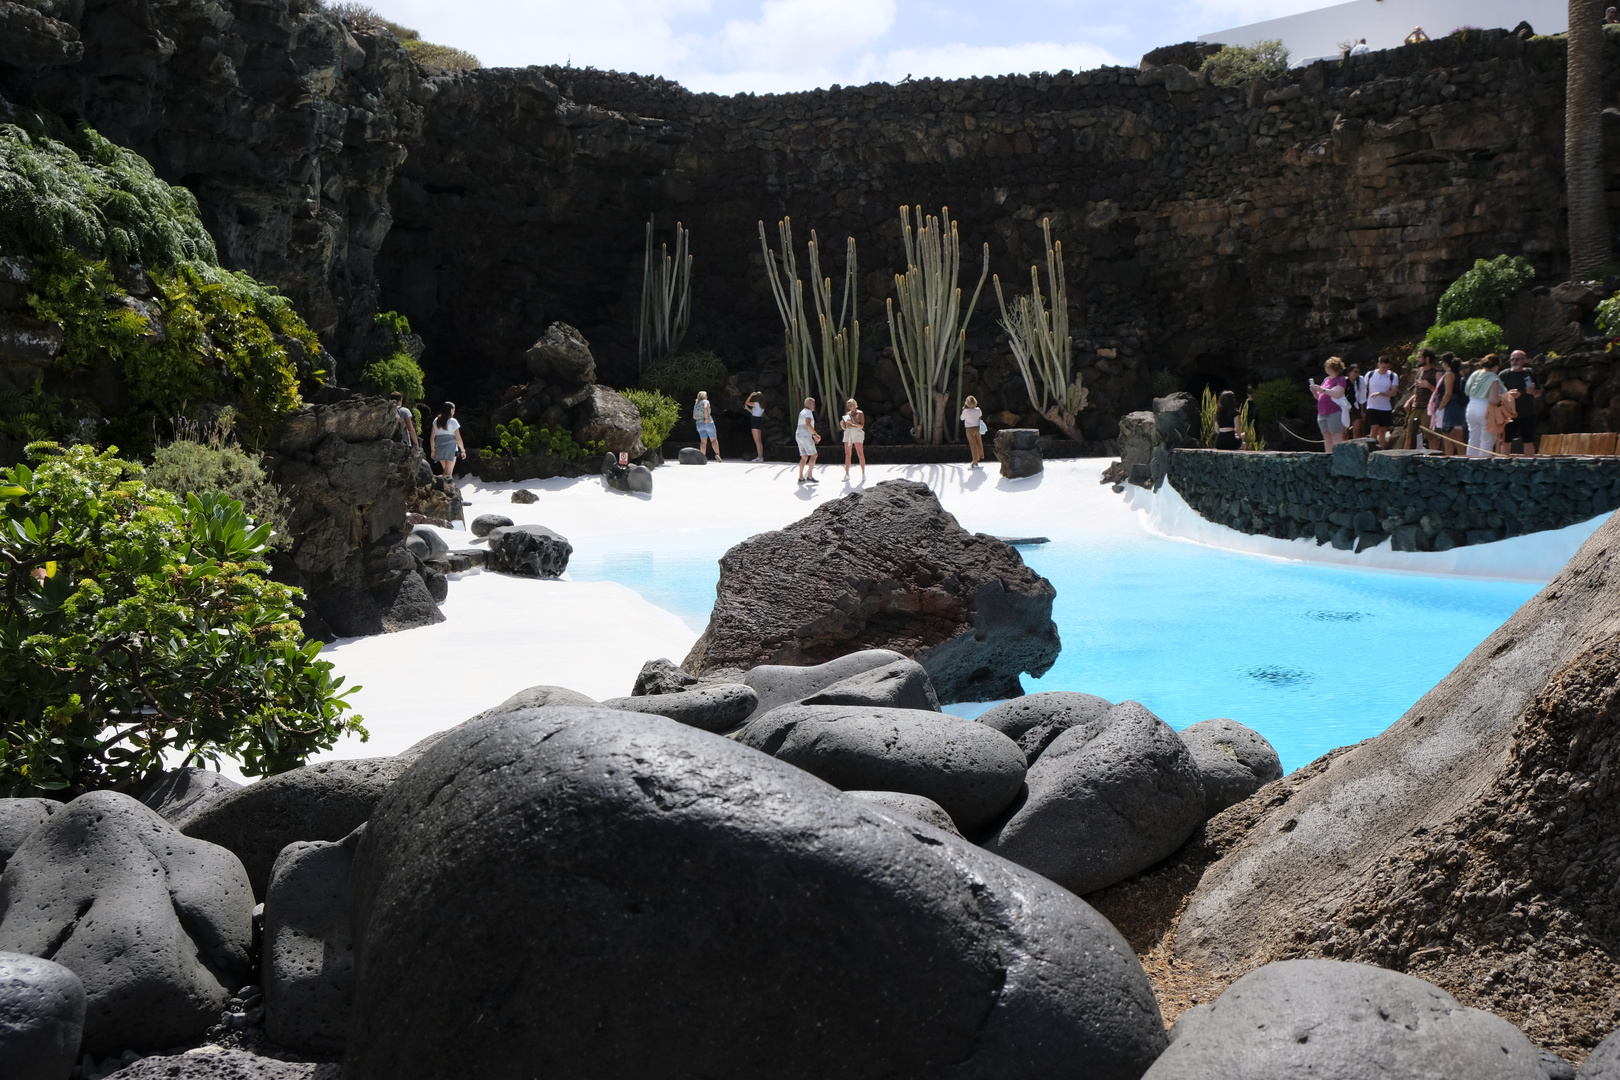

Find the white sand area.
xmin=220 ymin=457 xmax=1601 ymax=781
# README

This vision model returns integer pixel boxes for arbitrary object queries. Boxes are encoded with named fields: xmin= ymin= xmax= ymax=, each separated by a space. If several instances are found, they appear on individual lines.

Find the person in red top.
xmin=1310 ymin=357 xmax=1349 ymax=452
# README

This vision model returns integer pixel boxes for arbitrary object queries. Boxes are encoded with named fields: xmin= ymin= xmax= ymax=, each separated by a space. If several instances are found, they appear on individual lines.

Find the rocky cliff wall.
xmin=378 ymin=29 xmax=1617 ymax=439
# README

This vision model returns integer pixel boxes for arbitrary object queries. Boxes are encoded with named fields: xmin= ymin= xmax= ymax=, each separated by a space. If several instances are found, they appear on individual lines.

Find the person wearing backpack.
xmin=693 ymin=391 xmax=723 ymax=463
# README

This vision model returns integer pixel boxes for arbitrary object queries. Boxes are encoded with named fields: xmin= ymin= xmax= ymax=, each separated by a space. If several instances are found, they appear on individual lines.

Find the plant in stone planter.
xmin=992 ymin=218 xmax=1088 ymax=442
xmin=634 ymin=216 xmax=692 ymax=373
xmin=758 ymin=218 xmax=860 ymax=436
xmin=886 ymin=206 xmax=989 ymax=444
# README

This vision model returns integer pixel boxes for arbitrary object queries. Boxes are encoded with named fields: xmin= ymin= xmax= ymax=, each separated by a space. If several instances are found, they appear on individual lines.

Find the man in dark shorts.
xmin=1363 ymin=355 xmax=1401 ymax=448
xmin=1500 ymin=350 xmax=1540 ymax=456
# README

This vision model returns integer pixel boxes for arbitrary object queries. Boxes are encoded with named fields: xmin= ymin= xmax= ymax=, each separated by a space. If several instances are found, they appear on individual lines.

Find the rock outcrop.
xmin=485 ymin=523 xmax=572 ymax=578
xmin=683 ymin=481 xmax=1060 ymax=703
xmin=1161 ymin=510 xmax=1620 ymax=1059
xmin=485 ymin=323 xmax=647 ymax=467
xmin=263 ymin=395 xmax=444 ymax=638
xmin=0 ymin=951 xmax=85 ymax=1080
xmin=346 ymin=706 xmax=1169 ymax=1079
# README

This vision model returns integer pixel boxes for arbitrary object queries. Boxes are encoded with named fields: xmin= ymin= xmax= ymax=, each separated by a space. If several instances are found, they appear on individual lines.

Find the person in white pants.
xmin=1463 ymin=354 xmax=1505 ymax=457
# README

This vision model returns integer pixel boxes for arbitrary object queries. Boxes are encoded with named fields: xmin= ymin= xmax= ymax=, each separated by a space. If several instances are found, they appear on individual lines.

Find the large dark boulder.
xmin=184 ymin=758 xmax=407 ymax=900
xmin=485 ymin=523 xmax=572 ymax=578
xmin=0 ymin=951 xmax=84 ymax=1080
xmin=264 ymin=832 xmax=360 ymax=1054
xmin=1145 ymin=960 xmax=1548 ymax=1079
xmin=733 ymin=704 xmax=1027 ymax=832
xmin=845 ymin=790 xmax=962 ymax=837
xmin=977 ymin=691 xmax=1113 ymax=762
xmin=0 ymin=792 xmax=253 ymax=1055
xmin=103 ymin=1051 xmax=338 ymax=1079
xmin=1177 ymin=717 xmax=1284 ymax=817
xmin=1583 ymin=1028 xmax=1620 ymax=1078
xmin=600 ymin=685 xmax=758 ymax=733
xmin=0 ymin=798 xmax=56 ymax=874
xmin=799 ymin=657 xmax=941 ymax=712
xmin=138 ymin=768 xmax=241 ymax=832
xmin=984 ymin=700 xmax=1206 ymax=895
xmin=346 ymin=707 xmax=1168 ymax=1079
xmin=683 ymin=482 xmax=1060 ymax=703
xmin=525 ymin=322 xmax=596 ymax=385
xmin=573 ymin=384 xmax=646 ymax=457
xmin=631 ymin=658 xmax=702 ymax=696
xmin=992 ymin=428 xmax=1042 ymax=479
xmin=741 ymin=650 xmax=907 ymax=718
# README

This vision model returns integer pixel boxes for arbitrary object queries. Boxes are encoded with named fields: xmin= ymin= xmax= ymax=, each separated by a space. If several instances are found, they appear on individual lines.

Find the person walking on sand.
xmin=796 ymin=397 xmax=821 ymax=483
xmin=693 ymin=391 xmax=723 ymax=462
xmin=841 ymin=398 xmax=867 ymax=482
xmin=961 ymin=395 xmax=986 ymax=467
xmin=390 ymin=391 xmax=418 ymax=449
xmin=1310 ymin=357 xmax=1349 ymax=451
xmin=430 ymin=401 xmax=464 ymax=479
xmin=745 ymin=391 xmax=765 ymax=461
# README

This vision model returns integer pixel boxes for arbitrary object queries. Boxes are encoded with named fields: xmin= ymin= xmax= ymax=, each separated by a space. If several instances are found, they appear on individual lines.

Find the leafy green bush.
xmin=622 ymin=388 xmax=680 ymax=450
xmin=640 ymin=350 xmax=728 ymax=402
xmin=362 ymin=351 xmax=426 ymax=402
xmin=482 ymin=419 xmax=603 ymax=460
xmin=1599 ymin=293 xmax=1620 ymax=337
xmin=1252 ymin=377 xmax=1307 ymax=422
xmin=1421 ymin=318 xmax=1506 ymax=360
xmin=145 ymin=435 xmax=292 ymax=550
xmin=374 ymin=309 xmax=411 ymax=337
xmin=1434 ymin=255 xmax=1535 ymax=323
xmin=0 ymin=443 xmax=364 ymax=796
xmin=403 ymin=39 xmax=482 ymax=71
xmin=0 ymin=379 xmax=65 ymax=444
xmin=1200 ymin=40 xmax=1289 ymax=86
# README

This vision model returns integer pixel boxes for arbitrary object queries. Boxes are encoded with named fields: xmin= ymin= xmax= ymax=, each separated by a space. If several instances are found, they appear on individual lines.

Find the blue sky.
xmin=363 ymin=0 xmax=1340 ymax=93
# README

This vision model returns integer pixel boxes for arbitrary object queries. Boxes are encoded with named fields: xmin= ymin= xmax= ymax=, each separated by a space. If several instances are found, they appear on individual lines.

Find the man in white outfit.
xmin=1364 ymin=356 xmax=1401 ymax=448
xmin=796 ymin=398 xmax=821 ymax=483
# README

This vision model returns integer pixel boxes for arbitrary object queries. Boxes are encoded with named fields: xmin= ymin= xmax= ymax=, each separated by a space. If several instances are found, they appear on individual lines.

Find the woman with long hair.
xmin=1464 ymin=353 xmax=1507 ymax=457
xmin=841 ymin=398 xmax=867 ymax=482
xmin=1214 ymin=390 xmax=1241 ymax=450
xmin=430 ymin=401 xmax=464 ymax=478
xmin=693 ymin=391 xmax=723 ymax=463
xmin=1433 ymin=354 xmax=1467 ymax=456
xmin=1309 ymin=357 xmax=1348 ymax=451
xmin=745 ymin=391 xmax=765 ymax=462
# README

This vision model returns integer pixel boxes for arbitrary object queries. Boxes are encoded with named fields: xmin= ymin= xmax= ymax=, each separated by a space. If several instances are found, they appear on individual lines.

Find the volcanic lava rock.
xmin=264 ymin=832 xmax=360 ymax=1054
xmin=346 ymin=707 xmax=1167 ymax=1080
xmin=470 ymin=513 xmax=513 ymax=536
xmin=734 ymin=704 xmax=1027 ymax=832
xmin=0 ymin=951 xmax=84 ymax=1080
xmin=742 ymin=650 xmax=908 ymax=718
xmin=138 ymin=769 xmax=242 ymax=832
xmin=488 ymin=684 xmax=599 ymax=712
xmin=800 ymin=657 xmax=941 ymax=712
xmin=683 ymin=481 xmax=1060 ymax=703
xmin=993 ymin=428 xmax=1043 ymax=479
xmin=601 ymin=454 xmax=654 ymax=494
xmin=678 ymin=447 xmax=707 ymax=464
xmin=184 ymin=758 xmax=408 ymax=900
xmin=0 ymin=792 xmax=253 ymax=1055
xmin=402 ymin=526 xmax=448 ymax=561
xmin=978 ymin=691 xmax=1114 ymax=762
xmin=1583 ymin=1028 xmax=1620 ymax=1078
xmin=845 ymin=791 xmax=962 ymax=837
xmin=573 ymin=385 xmax=647 ymax=457
xmin=1144 ymin=960 xmax=1548 ymax=1079
xmin=600 ymin=685 xmax=758 ymax=733
xmin=984 ymin=700 xmax=1206 ymax=895
xmin=102 ymin=1050 xmax=338 ymax=1079
xmin=631 ymin=658 xmax=702 ymax=696
xmin=0 ymin=798 xmax=56 ymax=874
xmin=485 ymin=523 xmax=572 ymax=578
xmin=1177 ymin=717 xmax=1284 ymax=817
xmin=525 ymin=322 xmax=596 ymax=384
xmin=511 ymin=490 xmax=538 ymax=504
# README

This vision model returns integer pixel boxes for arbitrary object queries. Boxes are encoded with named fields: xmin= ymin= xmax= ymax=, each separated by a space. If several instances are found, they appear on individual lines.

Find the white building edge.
xmin=1200 ymin=0 xmax=1570 ymax=67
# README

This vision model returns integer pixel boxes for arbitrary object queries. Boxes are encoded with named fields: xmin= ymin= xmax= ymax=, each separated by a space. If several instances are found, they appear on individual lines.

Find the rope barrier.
xmin=1417 ymin=424 xmax=1514 ymax=458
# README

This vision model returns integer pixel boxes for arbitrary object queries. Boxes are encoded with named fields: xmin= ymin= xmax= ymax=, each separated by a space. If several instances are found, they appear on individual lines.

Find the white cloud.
xmin=714 ymin=0 xmax=897 ymax=71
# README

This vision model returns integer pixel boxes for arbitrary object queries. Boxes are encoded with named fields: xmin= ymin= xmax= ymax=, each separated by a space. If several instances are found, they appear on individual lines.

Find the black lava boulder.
xmin=845 ymin=790 xmax=962 ymax=836
xmin=1145 ymin=959 xmax=1548 ymax=1079
xmin=103 ymin=1049 xmax=338 ymax=1078
xmin=0 ymin=951 xmax=84 ymax=1080
xmin=732 ymin=704 xmax=1027 ymax=833
xmin=977 ymin=691 xmax=1113 ymax=762
xmin=631 ymin=658 xmax=702 ymax=696
xmin=1582 ymin=1027 xmax=1620 ymax=1077
xmin=1177 ymin=717 xmax=1284 ymax=816
xmin=470 ymin=513 xmax=513 ymax=537
xmin=600 ymin=685 xmax=758 ymax=733
xmin=345 ymin=707 xmax=1167 ymax=1080
xmin=742 ymin=650 xmax=908 ymax=719
xmin=0 ymin=792 xmax=252 ymax=1055
xmin=0 ymin=798 xmax=57 ymax=874
xmin=800 ymin=657 xmax=941 ymax=712
xmin=984 ymin=700 xmax=1206 ymax=894
xmin=138 ymin=768 xmax=242 ymax=832
xmin=264 ymin=832 xmax=360 ymax=1054
xmin=485 ymin=523 xmax=572 ymax=578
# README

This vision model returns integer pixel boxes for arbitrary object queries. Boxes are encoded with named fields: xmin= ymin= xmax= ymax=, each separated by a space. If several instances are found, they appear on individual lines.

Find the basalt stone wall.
xmin=1169 ymin=445 xmax=1620 ymax=553
xmin=378 ymin=29 xmax=1620 ymax=440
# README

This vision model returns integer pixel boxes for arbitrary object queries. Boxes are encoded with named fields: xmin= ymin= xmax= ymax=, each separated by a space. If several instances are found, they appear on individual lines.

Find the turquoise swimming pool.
xmin=566 ymin=529 xmax=1538 ymax=773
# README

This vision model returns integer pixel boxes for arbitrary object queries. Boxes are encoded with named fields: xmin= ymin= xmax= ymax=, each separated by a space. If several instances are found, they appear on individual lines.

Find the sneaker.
xmin=805 ymin=476 xmax=819 ymax=483
xmin=752 ymin=456 xmax=764 ymax=463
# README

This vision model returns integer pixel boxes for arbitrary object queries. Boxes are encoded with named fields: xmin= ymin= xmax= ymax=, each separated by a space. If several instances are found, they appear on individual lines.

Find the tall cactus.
xmin=759 ymin=219 xmax=859 ymax=435
xmin=885 ymin=206 xmax=989 ymax=445
xmin=635 ymin=216 xmax=692 ymax=372
xmin=993 ymin=218 xmax=1088 ymax=441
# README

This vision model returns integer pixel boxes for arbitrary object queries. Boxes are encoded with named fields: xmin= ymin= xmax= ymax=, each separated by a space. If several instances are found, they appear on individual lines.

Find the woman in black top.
xmin=1215 ymin=390 xmax=1242 ymax=450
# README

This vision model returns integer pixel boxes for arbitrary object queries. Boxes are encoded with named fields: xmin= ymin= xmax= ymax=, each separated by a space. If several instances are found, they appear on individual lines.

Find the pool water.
xmin=567 ymin=530 xmax=1539 ymax=773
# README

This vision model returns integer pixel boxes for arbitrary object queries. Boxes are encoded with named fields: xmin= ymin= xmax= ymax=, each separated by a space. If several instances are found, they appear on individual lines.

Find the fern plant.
xmin=992 ymin=218 xmax=1087 ymax=441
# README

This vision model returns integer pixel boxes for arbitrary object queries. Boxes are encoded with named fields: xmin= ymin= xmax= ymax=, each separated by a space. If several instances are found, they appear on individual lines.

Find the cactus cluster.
xmin=993 ymin=218 xmax=1088 ymax=442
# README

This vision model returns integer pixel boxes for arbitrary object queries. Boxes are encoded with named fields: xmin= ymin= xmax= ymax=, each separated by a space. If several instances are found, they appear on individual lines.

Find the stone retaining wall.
xmin=1168 ymin=444 xmax=1620 ymax=552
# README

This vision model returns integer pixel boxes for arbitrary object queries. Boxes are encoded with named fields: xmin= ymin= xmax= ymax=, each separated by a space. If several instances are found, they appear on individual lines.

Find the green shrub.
xmin=482 ymin=419 xmax=603 ymax=461
xmin=622 ymin=388 xmax=680 ymax=450
xmin=145 ymin=435 xmax=292 ymax=550
xmin=0 ymin=443 xmax=364 ymax=795
xmin=1421 ymin=318 xmax=1506 ymax=360
xmin=640 ymin=350 xmax=729 ymax=402
xmin=1435 ymin=255 xmax=1535 ymax=324
xmin=1149 ymin=371 xmax=1180 ymax=397
xmin=374 ymin=309 xmax=411 ymax=337
xmin=1252 ymin=377 xmax=1307 ymax=423
xmin=1200 ymin=40 xmax=1289 ymax=86
xmin=362 ymin=351 xmax=425 ymax=402
xmin=1597 ymin=293 xmax=1620 ymax=338
xmin=403 ymin=39 xmax=481 ymax=71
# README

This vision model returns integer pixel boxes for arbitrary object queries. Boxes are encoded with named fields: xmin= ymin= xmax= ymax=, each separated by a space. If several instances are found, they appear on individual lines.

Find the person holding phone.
xmin=1310 ymin=357 xmax=1348 ymax=451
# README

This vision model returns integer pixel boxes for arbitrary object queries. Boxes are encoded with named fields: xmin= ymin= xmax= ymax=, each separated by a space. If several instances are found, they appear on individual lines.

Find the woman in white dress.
xmin=841 ymin=398 xmax=866 ymax=482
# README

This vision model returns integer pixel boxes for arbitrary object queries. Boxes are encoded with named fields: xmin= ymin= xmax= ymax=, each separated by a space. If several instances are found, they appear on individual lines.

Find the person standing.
xmin=1403 ymin=348 xmax=1437 ymax=448
xmin=1364 ymin=356 xmax=1401 ymax=448
xmin=1499 ymin=350 xmax=1541 ymax=455
xmin=390 ymin=391 xmax=418 ymax=449
xmin=1344 ymin=363 xmax=1365 ymax=438
xmin=745 ymin=391 xmax=766 ymax=462
xmin=1214 ymin=391 xmax=1242 ymax=450
xmin=841 ymin=398 xmax=867 ymax=482
xmin=430 ymin=401 xmax=464 ymax=478
xmin=1350 ymin=38 xmax=1371 ymax=55
xmin=961 ymin=395 xmax=986 ymax=467
xmin=693 ymin=391 xmax=723 ymax=463
xmin=796 ymin=397 xmax=821 ymax=483
xmin=1433 ymin=354 xmax=1468 ymax=455
xmin=1464 ymin=354 xmax=1506 ymax=457
xmin=1310 ymin=357 xmax=1348 ymax=451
